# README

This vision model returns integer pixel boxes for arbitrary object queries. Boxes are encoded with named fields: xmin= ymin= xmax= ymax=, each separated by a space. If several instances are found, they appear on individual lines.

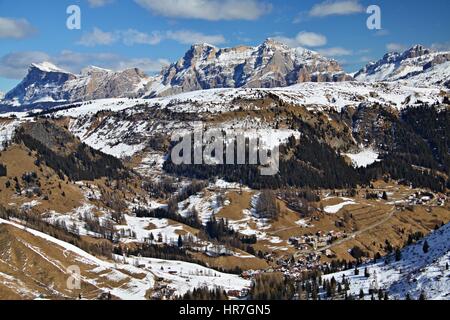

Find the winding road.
xmin=292 ymin=206 xmax=397 ymax=258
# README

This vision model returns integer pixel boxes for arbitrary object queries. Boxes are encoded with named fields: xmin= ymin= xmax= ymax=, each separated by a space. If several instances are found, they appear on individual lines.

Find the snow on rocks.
xmin=178 ymin=192 xmax=224 ymax=225
xmin=0 ymin=119 xmax=22 ymax=150
xmin=0 ymin=218 xmax=250 ymax=299
xmin=119 ymin=255 xmax=251 ymax=297
xmin=20 ymin=200 xmax=41 ymax=210
xmin=135 ymin=152 xmax=167 ymax=177
xmin=323 ymin=222 xmax=450 ymax=300
xmin=295 ymin=219 xmax=313 ymax=228
xmin=116 ymin=215 xmax=188 ymax=245
xmin=55 ymin=98 xmax=149 ymax=118
xmin=68 ymin=115 xmax=146 ymax=159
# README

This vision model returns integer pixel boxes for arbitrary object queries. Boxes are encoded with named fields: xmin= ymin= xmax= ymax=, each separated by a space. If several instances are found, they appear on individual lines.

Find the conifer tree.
xmin=395 ymin=248 xmax=402 ymax=261
xmin=422 ymin=240 xmax=430 ymax=254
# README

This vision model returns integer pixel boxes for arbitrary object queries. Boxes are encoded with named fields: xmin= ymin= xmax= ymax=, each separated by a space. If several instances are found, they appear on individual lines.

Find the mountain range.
xmin=3 ymin=39 xmax=448 ymax=108
xmin=153 ymin=39 xmax=352 ymax=97
xmin=0 ymin=38 xmax=449 ymax=301
xmin=2 ymin=62 xmax=151 ymax=107
xmin=355 ymin=44 xmax=450 ymax=86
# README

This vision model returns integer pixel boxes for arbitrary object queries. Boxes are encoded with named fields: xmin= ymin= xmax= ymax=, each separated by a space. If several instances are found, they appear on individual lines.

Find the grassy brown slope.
xmin=0 ymin=144 xmax=84 ymax=213
xmin=0 ymin=224 xmax=99 ymax=299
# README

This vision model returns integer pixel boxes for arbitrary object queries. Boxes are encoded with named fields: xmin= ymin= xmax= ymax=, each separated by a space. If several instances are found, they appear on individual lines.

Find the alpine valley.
xmin=0 ymin=39 xmax=449 ymax=301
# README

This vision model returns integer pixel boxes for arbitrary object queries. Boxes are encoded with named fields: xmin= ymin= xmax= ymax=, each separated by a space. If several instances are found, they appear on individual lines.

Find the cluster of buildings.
xmin=150 ymin=283 xmax=177 ymax=300
xmin=288 ymin=230 xmax=345 ymax=251
xmin=405 ymin=191 xmax=435 ymax=206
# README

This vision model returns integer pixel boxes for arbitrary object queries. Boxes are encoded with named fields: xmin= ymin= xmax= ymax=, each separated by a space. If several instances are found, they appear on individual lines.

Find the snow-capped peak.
xmin=156 ymin=39 xmax=352 ymax=97
xmin=81 ymin=65 xmax=113 ymax=75
xmin=192 ymin=42 xmax=218 ymax=49
xmin=260 ymin=38 xmax=290 ymax=49
xmin=30 ymin=61 xmax=71 ymax=74
xmin=2 ymin=62 xmax=152 ymax=106
xmin=355 ymin=44 xmax=450 ymax=87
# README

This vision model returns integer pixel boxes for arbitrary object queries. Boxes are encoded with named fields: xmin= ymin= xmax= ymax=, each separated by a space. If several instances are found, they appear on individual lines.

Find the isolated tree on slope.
xmin=422 ymin=240 xmax=430 ymax=254
xmin=395 ymin=248 xmax=402 ymax=261
xmin=419 ymin=291 xmax=427 ymax=300
xmin=178 ymin=235 xmax=183 ymax=248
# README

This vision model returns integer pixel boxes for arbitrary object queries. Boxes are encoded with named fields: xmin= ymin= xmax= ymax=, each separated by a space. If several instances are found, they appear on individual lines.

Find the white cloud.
xmin=271 ymin=36 xmax=299 ymax=48
xmin=78 ymin=27 xmax=117 ymax=47
xmin=114 ymin=57 xmax=170 ymax=72
xmin=275 ymin=31 xmax=327 ymax=48
xmin=296 ymin=32 xmax=327 ymax=47
xmin=166 ymin=30 xmax=226 ymax=45
xmin=359 ymin=56 xmax=373 ymax=63
xmin=318 ymin=47 xmax=353 ymax=57
xmin=78 ymin=27 xmax=226 ymax=46
xmin=55 ymin=51 xmax=169 ymax=74
xmin=292 ymin=11 xmax=308 ymax=24
xmin=309 ymin=0 xmax=364 ymax=17
xmin=357 ymin=48 xmax=371 ymax=54
xmin=120 ymin=29 xmax=163 ymax=46
xmin=88 ymin=0 xmax=114 ymax=7
xmin=374 ymin=29 xmax=390 ymax=37
xmin=0 ymin=17 xmax=37 ymax=39
xmin=0 ymin=50 xmax=169 ymax=80
xmin=135 ymin=0 xmax=271 ymax=21
xmin=0 ymin=51 xmax=51 ymax=78
xmin=431 ymin=42 xmax=450 ymax=51
xmin=295 ymin=31 xmax=327 ymax=47
xmin=386 ymin=43 xmax=407 ymax=52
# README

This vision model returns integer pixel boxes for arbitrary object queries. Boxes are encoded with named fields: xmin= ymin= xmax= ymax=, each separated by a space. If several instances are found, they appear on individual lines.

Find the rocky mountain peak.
xmin=157 ymin=39 xmax=353 ymax=96
xmin=2 ymin=61 xmax=152 ymax=106
xmin=81 ymin=65 xmax=113 ymax=76
xmin=3 ymin=62 xmax=77 ymax=105
xmin=30 ymin=61 xmax=71 ymax=74
xmin=401 ymin=44 xmax=432 ymax=59
xmin=260 ymin=38 xmax=290 ymax=50
xmin=377 ymin=45 xmax=432 ymax=66
xmin=355 ymin=44 xmax=450 ymax=85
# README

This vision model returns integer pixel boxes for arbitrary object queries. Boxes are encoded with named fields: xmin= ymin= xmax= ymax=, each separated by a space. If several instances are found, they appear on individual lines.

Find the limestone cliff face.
xmin=157 ymin=39 xmax=353 ymax=96
xmin=8 ymin=42 xmax=449 ymax=107
xmin=64 ymin=67 xmax=151 ymax=101
xmin=0 ymin=40 xmax=357 ymax=106
xmin=3 ymin=63 xmax=151 ymax=105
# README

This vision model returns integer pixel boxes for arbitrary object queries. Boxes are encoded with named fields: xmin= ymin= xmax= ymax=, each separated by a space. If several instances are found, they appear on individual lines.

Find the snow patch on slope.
xmin=345 ymin=149 xmax=380 ymax=168
xmin=323 ymin=200 xmax=357 ymax=214
xmin=324 ymin=222 xmax=450 ymax=300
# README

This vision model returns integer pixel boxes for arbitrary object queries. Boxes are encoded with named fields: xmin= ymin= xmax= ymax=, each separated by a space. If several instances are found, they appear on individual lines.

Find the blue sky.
xmin=0 ymin=0 xmax=449 ymax=92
